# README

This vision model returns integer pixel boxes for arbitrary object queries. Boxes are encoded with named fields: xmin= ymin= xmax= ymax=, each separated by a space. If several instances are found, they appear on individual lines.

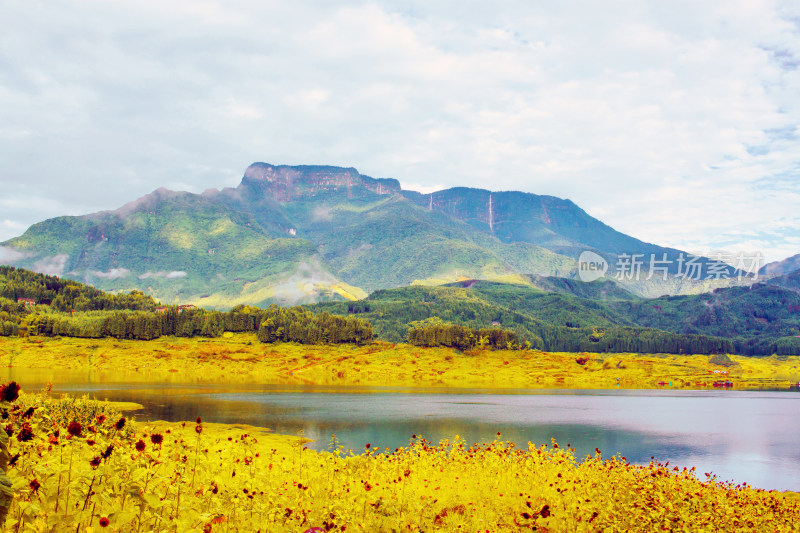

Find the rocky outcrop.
xmin=241 ymin=163 xmax=401 ymax=202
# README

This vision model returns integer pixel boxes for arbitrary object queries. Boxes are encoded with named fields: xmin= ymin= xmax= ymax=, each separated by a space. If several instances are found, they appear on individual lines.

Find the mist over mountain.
xmin=1 ymin=163 xmax=750 ymax=307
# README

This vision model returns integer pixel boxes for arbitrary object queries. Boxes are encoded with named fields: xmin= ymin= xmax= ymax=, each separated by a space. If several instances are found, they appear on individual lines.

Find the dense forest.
xmin=21 ymin=305 xmax=372 ymax=345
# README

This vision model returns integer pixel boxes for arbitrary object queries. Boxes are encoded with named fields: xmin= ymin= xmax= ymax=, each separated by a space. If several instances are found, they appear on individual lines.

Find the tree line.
xmin=8 ymin=304 xmax=373 ymax=345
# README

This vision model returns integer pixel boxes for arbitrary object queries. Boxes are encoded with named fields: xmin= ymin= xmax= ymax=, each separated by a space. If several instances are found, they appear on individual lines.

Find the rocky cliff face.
xmin=241 ymin=163 xmax=401 ymax=202
xmin=405 ymin=187 xmax=575 ymax=233
xmin=403 ymin=187 xmax=659 ymax=256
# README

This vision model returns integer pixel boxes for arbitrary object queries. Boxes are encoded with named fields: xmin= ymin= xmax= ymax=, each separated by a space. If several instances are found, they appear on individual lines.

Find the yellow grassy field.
xmin=1 ymin=334 xmax=799 ymax=390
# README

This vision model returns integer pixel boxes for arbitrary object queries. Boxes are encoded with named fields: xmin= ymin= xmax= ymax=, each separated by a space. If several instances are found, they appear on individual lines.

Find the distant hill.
xmin=403 ymin=187 xmax=661 ymax=257
xmin=4 ymin=188 xmax=319 ymax=307
xmin=2 ymin=162 xmax=743 ymax=307
xmin=311 ymin=279 xmax=800 ymax=355
xmin=760 ymin=254 xmax=800 ymax=294
xmin=517 ymin=274 xmax=639 ymax=300
xmin=606 ymin=284 xmax=800 ymax=340
xmin=766 ymin=268 xmax=800 ymax=293
xmin=760 ymin=254 xmax=800 ymax=276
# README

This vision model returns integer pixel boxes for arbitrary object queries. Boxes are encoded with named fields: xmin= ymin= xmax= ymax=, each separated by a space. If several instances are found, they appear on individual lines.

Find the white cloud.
xmin=93 ymin=268 xmax=131 ymax=279
xmin=0 ymin=220 xmax=27 ymax=235
xmin=1 ymin=0 xmax=799 ymax=261
xmin=0 ymin=246 xmax=29 ymax=264
xmin=220 ymin=98 xmax=265 ymax=121
xmin=33 ymin=255 xmax=68 ymax=276
xmin=138 ymin=271 xmax=188 ymax=279
xmin=397 ymin=181 xmax=447 ymax=194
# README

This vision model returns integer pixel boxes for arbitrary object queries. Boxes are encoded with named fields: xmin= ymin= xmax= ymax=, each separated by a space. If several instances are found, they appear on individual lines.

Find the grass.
xmin=1 ymin=334 xmax=799 ymax=390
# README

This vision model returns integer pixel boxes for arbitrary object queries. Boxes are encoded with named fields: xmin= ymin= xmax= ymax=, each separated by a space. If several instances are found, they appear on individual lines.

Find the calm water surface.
xmin=11 ymin=373 xmax=800 ymax=491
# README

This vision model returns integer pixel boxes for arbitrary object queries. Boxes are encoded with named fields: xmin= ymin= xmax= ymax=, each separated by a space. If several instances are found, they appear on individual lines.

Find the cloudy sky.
xmin=2 ymin=0 xmax=799 ymax=262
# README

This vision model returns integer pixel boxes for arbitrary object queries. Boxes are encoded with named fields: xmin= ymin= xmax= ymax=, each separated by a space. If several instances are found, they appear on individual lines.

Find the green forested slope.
xmin=310 ymin=280 xmax=800 ymax=355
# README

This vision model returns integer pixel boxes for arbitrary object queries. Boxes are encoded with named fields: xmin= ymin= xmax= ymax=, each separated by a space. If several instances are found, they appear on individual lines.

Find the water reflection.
xmin=13 ymin=377 xmax=800 ymax=491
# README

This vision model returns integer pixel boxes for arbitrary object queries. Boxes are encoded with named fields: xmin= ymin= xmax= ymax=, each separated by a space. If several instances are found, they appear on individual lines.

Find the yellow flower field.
xmin=2 ymin=392 xmax=799 ymax=532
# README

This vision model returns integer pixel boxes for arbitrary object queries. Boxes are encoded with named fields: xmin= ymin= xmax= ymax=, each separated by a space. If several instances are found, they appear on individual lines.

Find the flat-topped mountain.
xmin=239 ymin=163 xmax=401 ymax=202
xmin=1 ymin=162 xmax=743 ymax=307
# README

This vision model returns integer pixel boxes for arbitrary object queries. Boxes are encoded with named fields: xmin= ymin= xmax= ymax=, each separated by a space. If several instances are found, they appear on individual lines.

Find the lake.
xmin=15 ymin=377 xmax=800 ymax=492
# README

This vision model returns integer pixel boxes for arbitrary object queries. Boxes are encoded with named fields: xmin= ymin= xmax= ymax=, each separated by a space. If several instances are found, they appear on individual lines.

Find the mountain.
xmin=4 ymin=188 xmax=320 ymax=307
xmin=761 ymin=254 xmax=800 ymax=276
xmin=1 ymin=162 xmax=743 ymax=307
xmin=3 ymin=263 xmax=797 ymax=355
xmin=761 ymin=254 xmax=800 ymax=293
xmin=766 ymin=268 xmax=800 ymax=293
xmin=401 ymin=187 xmax=743 ymax=281
xmin=605 ymin=283 xmax=800 ymax=340
xmin=403 ymin=187 xmax=659 ymax=257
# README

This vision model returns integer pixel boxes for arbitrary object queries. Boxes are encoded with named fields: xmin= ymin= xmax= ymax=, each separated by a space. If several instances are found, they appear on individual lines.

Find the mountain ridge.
xmin=0 ymin=162 xmax=750 ymax=306
xmin=761 ymin=253 xmax=800 ymax=276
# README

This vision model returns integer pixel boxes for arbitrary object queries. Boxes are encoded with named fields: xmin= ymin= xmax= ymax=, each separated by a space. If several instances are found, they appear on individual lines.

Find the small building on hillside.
xmin=177 ymin=304 xmax=196 ymax=312
xmin=155 ymin=306 xmax=169 ymax=314
xmin=16 ymin=298 xmax=36 ymax=306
